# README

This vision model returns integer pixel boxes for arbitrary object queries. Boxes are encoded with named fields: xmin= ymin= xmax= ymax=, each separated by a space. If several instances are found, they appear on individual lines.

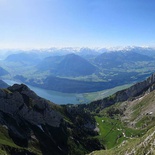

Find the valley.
xmin=0 ymin=47 xmax=155 ymax=96
xmin=1 ymin=47 xmax=155 ymax=154
xmin=0 ymin=68 xmax=155 ymax=154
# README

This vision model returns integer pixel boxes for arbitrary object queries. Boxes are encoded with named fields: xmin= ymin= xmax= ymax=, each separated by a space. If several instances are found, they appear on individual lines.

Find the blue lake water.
xmin=3 ymin=80 xmax=131 ymax=105
xmin=3 ymin=80 xmax=80 ymax=105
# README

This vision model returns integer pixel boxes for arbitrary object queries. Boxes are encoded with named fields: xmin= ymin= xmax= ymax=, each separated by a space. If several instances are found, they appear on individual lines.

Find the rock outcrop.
xmin=116 ymin=73 xmax=155 ymax=101
xmin=88 ymin=73 xmax=155 ymax=111
xmin=0 ymin=84 xmax=67 ymax=155
xmin=0 ymin=84 xmax=102 ymax=155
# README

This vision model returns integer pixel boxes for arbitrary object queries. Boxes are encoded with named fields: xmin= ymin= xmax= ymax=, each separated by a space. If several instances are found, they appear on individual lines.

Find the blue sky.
xmin=0 ymin=0 xmax=155 ymax=49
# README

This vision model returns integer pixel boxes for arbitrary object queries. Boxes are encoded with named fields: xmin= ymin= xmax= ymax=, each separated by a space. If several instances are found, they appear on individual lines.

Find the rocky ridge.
xmin=87 ymin=73 xmax=155 ymax=112
xmin=0 ymin=84 xmax=65 ymax=155
xmin=0 ymin=84 xmax=102 ymax=155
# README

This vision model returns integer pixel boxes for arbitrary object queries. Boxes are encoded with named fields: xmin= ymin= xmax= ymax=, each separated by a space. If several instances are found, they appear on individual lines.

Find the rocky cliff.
xmin=0 ymin=84 xmax=102 ymax=155
xmin=0 ymin=84 xmax=66 ymax=155
xmin=87 ymin=73 xmax=155 ymax=112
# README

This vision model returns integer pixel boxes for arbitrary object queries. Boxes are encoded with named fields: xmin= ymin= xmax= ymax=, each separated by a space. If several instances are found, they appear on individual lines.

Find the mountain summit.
xmin=38 ymin=53 xmax=97 ymax=77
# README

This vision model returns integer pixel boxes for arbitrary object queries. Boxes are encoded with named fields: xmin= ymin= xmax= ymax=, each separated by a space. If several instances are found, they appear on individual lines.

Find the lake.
xmin=3 ymin=80 xmax=84 ymax=104
xmin=3 ymin=80 xmax=131 ymax=105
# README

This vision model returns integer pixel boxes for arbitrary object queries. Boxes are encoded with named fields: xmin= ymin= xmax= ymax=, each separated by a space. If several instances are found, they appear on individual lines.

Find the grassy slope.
xmin=91 ymin=90 xmax=155 ymax=155
xmin=95 ymin=116 xmax=143 ymax=149
xmin=90 ymin=125 xmax=155 ymax=155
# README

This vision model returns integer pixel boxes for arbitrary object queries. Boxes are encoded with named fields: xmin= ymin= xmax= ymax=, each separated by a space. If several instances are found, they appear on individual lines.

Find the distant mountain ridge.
xmin=0 ymin=80 xmax=9 ymax=88
xmin=37 ymin=53 xmax=97 ymax=77
xmin=56 ymin=53 xmax=97 ymax=76
xmin=5 ymin=52 xmax=42 ymax=65
xmin=94 ymin=51 xmax=154 ymax=68
xmin=0 ymin=67 xmax=9 ymax=76
xmin=2 ymin=47 xmax=155 ymax=94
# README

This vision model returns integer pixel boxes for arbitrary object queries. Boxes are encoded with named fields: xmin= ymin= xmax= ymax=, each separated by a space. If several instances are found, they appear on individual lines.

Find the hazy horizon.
xmin=0 ymin=46 xmax=155 ymax=51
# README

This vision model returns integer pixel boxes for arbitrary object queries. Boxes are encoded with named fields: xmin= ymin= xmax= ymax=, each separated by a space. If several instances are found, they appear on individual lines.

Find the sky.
xmin=0 ymin=0 xmax=155 ymax=49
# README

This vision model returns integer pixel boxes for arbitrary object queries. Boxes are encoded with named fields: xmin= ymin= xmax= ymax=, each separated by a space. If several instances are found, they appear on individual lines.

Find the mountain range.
xmin=94 ymin=51 xmax=154 ymax=68
xmin=1 ymin=47 xmax=155 ymax=154
xmin=5 ymin=52 xmax=42 ymax=65
xmin=37 ymin=53 xmax=97 ymax=77
xmin=1 ymin=71 xmax=155 ymax=154
xmin=1 ymin=47 xmax=155 ymax=94
xmin=0 ymin=80 xmax=8 ymax=88
xmin=0 ymin=67 xmax=9 ymax=76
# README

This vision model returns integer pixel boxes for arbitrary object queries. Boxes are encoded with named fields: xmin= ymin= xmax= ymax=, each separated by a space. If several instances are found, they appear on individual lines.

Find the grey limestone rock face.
xmin=89 ymin=73 xmax=155 ymax=111
xmin=124 ymin=73 xmax=155 ymax=99
xmin=113 ymin=73 xmax=155 ymax=103
xmin=2 ymin=84 xmax=63 ymax=127
xmin=0 ymin=84 xmax=67 ymax=154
